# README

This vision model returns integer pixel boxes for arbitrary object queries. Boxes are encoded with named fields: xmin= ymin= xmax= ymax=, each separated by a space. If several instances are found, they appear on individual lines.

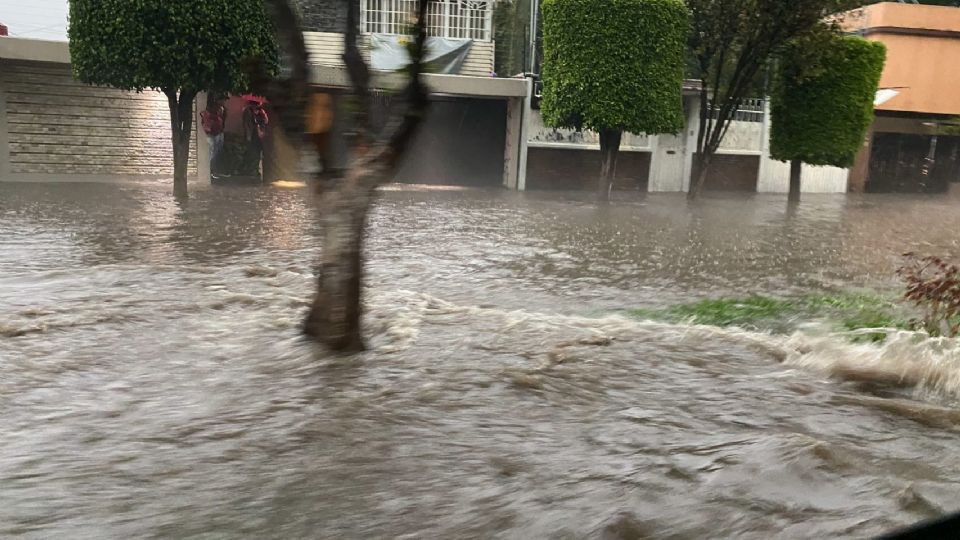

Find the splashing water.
xmin=2 ymin=182 xmax=960 ymax=537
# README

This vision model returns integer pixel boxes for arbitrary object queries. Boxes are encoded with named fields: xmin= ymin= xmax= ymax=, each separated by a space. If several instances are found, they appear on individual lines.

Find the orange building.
xmin=844 ymin=2 xmax=960 ymax=192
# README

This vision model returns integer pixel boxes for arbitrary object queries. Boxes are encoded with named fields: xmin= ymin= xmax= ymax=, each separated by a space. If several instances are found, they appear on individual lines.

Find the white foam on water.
xmin=782 ymin=329 xmax=960 ymax=401
xmin=368 ymin=291 xmax=960 ymax=402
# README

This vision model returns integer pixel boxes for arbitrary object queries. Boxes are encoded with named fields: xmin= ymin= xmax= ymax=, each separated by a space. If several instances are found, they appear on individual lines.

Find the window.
xmin=361 ymin=0 xmax=493 ymax=41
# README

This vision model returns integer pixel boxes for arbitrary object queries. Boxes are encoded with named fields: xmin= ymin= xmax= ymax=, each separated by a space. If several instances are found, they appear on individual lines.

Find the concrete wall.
xmin=527 ymin=109 xmax=652 ymax=150
xmin=522 ymin=98 xmax=851 ymax=193
xmin=758 ymin=161 xmax=849 ymax=193
xmin=0 ymin=60 xmax=196 ymax=180
xmin=844 ymin=2 xmax=960 ymax=116
xmin=524 ymin=108 xmax=653 ymax=190
xmin=304 ymin=31 xmax=495 ymax=77
xmin=718 ymin=121 xmax=763 ymax=152
xmin=756 ymin=100 xmax=848 ymax=193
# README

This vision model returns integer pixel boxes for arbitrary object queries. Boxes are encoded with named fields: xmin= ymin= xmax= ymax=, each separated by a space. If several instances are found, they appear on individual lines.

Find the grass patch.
xmin=626 ymin=292 xmax=914 ymax=341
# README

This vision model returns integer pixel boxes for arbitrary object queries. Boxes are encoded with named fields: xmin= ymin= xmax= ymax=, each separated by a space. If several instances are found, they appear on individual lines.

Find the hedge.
xmin=771 ymin=35 xmax=886 ymax=167
xmin=540 ymin=0 xmax=689 ymax=134
xmin=69 ymin=0 xmax=277 ymax=94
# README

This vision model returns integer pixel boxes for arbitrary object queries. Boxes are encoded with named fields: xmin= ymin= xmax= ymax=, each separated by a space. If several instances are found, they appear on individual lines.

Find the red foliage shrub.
xmin=897 ymin=253 xmax=960 ymax=337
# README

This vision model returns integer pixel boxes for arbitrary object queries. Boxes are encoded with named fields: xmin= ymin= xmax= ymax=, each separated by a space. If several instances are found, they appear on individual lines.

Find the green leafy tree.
xmin=771 ymin=34 xmax=885 ymax=200
xmin=941 ymin=118 xmax=960 ymax=136
xmin=685 ymin=0 xmax=862 ymax=198
xmin=494 ymin=0 xmax=532 ymax=77
xmin=540 ymin=0 xmax=689 ymax=200
xmin=69 ymin=0 xmax=278 ymax=197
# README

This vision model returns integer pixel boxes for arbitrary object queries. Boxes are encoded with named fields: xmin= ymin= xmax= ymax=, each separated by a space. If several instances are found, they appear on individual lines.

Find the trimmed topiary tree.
xmin=771 ymin=34 xmax=886 ymax=200
xmin=69 ymin=0 xmax=277 ymax=197
xmin=540 ymin=0 xmax=688 ymax=200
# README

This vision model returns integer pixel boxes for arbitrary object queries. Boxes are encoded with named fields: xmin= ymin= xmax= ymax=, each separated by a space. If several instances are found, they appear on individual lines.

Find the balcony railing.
xmin=709 ymin=97 xmax=765 ymax=123
xmin=361 ymin=0 xmax=493 ymax=41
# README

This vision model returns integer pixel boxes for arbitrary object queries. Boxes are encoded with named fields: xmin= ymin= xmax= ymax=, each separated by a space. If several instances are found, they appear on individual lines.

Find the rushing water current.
xmin=3 ymin=181 xmax=960 ymax=539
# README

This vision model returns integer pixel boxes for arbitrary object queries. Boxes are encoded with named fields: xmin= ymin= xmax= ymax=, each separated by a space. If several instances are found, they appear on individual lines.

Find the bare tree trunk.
xmin=247 ymin=0 xmax=430 ymax=351
xmin=165 ymin=89 xmax=196 ymax=199
xmin=597 ymin=129 xmax=621 ymax=202
xmin=690 ymin=154 xmax=711 ymax=199
xmin=788 ymin=158 xmax=802 ymax=202
xmin=303 ymin=189 xmax=370 ymax=351
xmin=688 ymin=83 xmax=710 ymax=200
xmin=172 ymin=137 xmax=189 ymax=198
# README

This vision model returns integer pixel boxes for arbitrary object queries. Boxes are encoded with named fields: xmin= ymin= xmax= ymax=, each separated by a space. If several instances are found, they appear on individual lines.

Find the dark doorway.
xmin=694 ymin=154 xmax=760 ymax=192
xmin=394 ymin=97 xmax=508 ymax=187
xmin=866 ymin=133 xmax=960 ymax=193
xmin=525 ymin=148 xmax=651 ymax=191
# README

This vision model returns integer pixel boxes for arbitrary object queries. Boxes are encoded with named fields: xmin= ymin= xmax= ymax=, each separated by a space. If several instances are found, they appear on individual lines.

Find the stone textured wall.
xmin=2 ymin=61 xmax=196 ymax=177
xmin=295 ymin=0 xmax=347 ymax=33
xmin=527 ymin=109 xmax=652 ymax=150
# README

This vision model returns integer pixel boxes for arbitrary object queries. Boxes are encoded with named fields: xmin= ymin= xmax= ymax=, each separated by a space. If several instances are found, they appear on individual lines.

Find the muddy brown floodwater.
xmin=3 ymin=181 xmax=960 ymax=539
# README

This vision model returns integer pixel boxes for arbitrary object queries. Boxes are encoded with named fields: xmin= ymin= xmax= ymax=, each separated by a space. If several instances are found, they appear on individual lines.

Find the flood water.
xmin=3 ymin=181 xmax=960 ymax=538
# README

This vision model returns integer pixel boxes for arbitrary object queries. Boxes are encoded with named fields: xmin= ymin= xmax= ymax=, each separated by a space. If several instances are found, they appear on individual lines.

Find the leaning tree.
xmin=770 ymin=34 xmax=886 ymax=200
xmin=540 ymin=0 xmax=689 ymax=200
xmin=248 ymin=0 xmax=432 ymax=351
xmin=69 ymin=0 xmax=277 ymax=197
xmin=685 ymin=0 xmax=863 ymax=198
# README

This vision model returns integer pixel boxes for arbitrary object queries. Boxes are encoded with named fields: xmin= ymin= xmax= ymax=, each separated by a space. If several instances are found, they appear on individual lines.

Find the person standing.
xmin=242 ymin=99 xmax=268 ymax=179
xmin=200 ymin=98 xmax=227 ymax=177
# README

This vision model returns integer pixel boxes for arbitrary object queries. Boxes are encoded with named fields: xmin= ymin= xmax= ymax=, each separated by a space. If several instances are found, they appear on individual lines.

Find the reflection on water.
xmin=2 ymin=181 xmax=960 ymax=538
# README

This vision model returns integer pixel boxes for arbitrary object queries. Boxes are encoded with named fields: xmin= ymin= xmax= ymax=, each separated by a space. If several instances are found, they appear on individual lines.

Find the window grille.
xmin=361 ymin=0 xmax=493 ymax=41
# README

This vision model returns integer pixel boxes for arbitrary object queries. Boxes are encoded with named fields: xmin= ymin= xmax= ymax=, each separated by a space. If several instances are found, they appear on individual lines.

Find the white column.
xmin=502 ymin=96 xmax=521 ymax=189
xmin=646 ymin=134 xmax=660 ymax=192
xmin=681 ymin=94 xmax=700 ymax=193
xmin=195 ymin=92 xmax=210 ymax=183
xmin=517 ymin=76 xmax=533 ymax=191
xmin=756 ymin=98 xmax=793 ymax=193
xmin=443 ymin=0 xmax=451 ymax=38
xmin=756 ymin=97 xmax=771 ymax=191
xmin=483 ymin=0 xmax=493 ymax=41
xmin=0 ymin=65 xmax=10 ymax=180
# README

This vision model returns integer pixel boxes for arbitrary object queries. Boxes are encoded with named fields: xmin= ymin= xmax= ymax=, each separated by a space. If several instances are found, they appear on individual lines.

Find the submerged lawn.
xmin=626 ymin=292 xmax=915 ymax=341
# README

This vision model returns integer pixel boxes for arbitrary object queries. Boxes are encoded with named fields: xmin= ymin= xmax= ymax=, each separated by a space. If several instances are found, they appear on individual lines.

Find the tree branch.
xmin=249 ymin=0 xmax=310 ymax=136
xmin=343 ymin=0 xmax=371 ymax=138
xmin=349 ymin=0 xmax=431 ymax=176
xmin=385 ymin=0 xmax=430 ymax=164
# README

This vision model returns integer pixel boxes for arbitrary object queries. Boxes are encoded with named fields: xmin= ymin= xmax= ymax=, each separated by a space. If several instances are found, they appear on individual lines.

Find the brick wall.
xmin=294 ymin=0 xmax=347 ymax=33
xmin=1 ymin=61 xmax=196 ymax=177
